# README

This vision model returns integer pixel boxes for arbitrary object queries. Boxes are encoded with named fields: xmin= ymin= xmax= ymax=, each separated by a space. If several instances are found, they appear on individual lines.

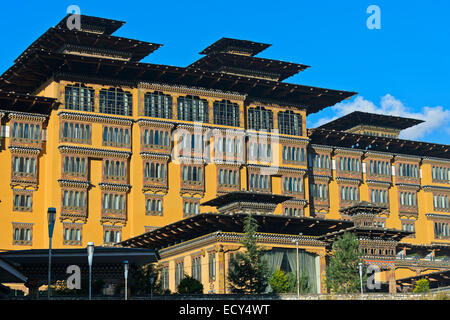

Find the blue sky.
xmin=0 ymin=1 xmax=448 ymax=144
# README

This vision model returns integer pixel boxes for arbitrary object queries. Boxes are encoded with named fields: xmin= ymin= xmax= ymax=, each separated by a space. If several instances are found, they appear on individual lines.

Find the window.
xmin=370 ymin=189 xmax=389 ymax=204
xmin=144 ymin=91 xmax=172 ymax=119
xmin=340 ymin=186 xmax=359 ymax=202
xmin=145 ymin=197 xmax=163 ymax=216
xmin=65 ymin=84 xmax=95 ymax=112
xmin=248 ymin=141 xmax=272 ymax=162
xmin=213 ymin=100 xmax=239 ymax=127
xmin=218 ymin=168 xmax=239 ymax=187
xmin=103 ymin=227 xmax=122 ymax=244
xmin=102 ymin=126 xmax=130 ymax=147
xmin=99 ymin=87 xmax=133 ymax=116
xmin=397 ymin=163 xmax=419 ymax=178
xmin=11 ymin=122 xmax=41 ymax=142
xmin=179 ymin=133 xmax=207 ymax=156
xmin=433 ymin=194 xmax=449 ymax=211
xmin=191 ymin=256 xmax=202 ymax=283
xmin=283 ymin=207 xmax=302 ymax=217
xmin=283 ymin=176 xmax=303 ymax=194
xmin=161 ymin=265 xmax=169 ymax=290
xmin=432 ymin=166 xmax=450 ymax=183
xmin=12 ymin=156 xmax=37 ymax=177
xmin=183 ymin=199 xmax=200 ymax=216
xmin=103 ymin=160 xmax=127 ymax=181
xmin=401 ymin=220 xmax=416 ymax=237
xmin=209 ymin=252 xmax=216 ymax=281
xmin=63 ymin=156 xmax=87 ymax=177
xmin=62 ymin=190 xmax=87 ymax=210
xmin=102 ymin=193 xmax=126 ymax=213
xmin=277 ymin=110 xmax=302 ymax=136
xmin=338 ymin=157 xmax=361 ymax=172
xmin=142 ymin=129 xmax=170 ymax=149
xmin=63 ymin=223 xmax=82 ymax=245
xmin=12 ymin=223 xmax=33 ymax=246
xmin=247 ymin=107 xmax=273 ymax=131
xmin=369 ymin=160 xmax=390 ymax=176
xmin=61 ymin=122 xmax=91 ymax=144
xmin=177 ymin=95 xmax=209 ymax=123
xmin=308 ymin=154 xmax=330 ymax=169
xmin=310 ymin=183 xmax=329 ymax=201
xmin=13 ymin=191 xmax=32 ymax=211
xmin=434 ymin=222 xmax=450 ymax=239
xmin=144 ymin=162 xmax=167 ymax=181
xmin=399 ymin=191 xmax=417 ymax=207
xmin=175 ymin=261 xmax=184 ymax=287
xmin=214 ymin=136 xmax=242 ymax=160
xmin=283 ymin=146 xmax=305 ymax=164
xmin=182 ymin=165 xmax=204 ymax=184
xmin=249 ymin=173 xmax=271 ymax=192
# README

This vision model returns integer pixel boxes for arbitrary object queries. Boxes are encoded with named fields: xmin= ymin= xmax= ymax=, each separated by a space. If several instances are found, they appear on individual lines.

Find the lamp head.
xmin=87 ymin=242 xmax=94 ymax=266
xmin=47 ymin=207 xmax=57 ymax=238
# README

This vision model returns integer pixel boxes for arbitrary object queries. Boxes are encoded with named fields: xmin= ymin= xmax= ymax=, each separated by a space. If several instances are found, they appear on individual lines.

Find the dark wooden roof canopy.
xmin=0 ymin=50 xmax=355 ymax=114
xmin=308 ymin=128 xmax=450 ymax=159
xmin=318 ymin=111 xmax=424 ymax=131
xmin=120 ymin=212 xmax=354 ymax=249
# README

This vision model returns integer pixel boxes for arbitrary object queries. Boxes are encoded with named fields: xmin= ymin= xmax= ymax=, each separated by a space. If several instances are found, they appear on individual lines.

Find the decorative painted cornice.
xmin=395 ymin=183 xmax=421 ymax=190
xmin=99 ymin=182 xmax=131 ymax=192
xmin=7 ymin=111 xmax=47 ymax=122
xmin=335 ymin=177 xmax=362 ymax=184
xmin=422 ymin=185 xmax=450 ymax=193
xmin=136 ymin=118 xmax=175 ymax=129
xmin=309 ymin=144 xmax=333 ymax=153
xmin=309 ymin=174 xmax=332 ymax=182
xmin=58 ymin=179 xmax=91 ymax=189
xmin=58 ymin=145 xmax=131 ymax=159
xmin=213 ymin=160 xmax=244 ymax=167
xmin=365 ymin=180 xmax=392 ymax=187
xmin=140 ymin=152 xmax=170 ymax=161
xmin=334 ymin=147 xmax=364 ymax=156
xmin=278 ymin=135 xmax=310 ymax=144
xmin=426 ymin=213 xmax=450 ymax=220
xmin=277 ymin=167 xmax=307 ymax=175
xmin=422 ymin=157 xmax=450 ymax=165
xmin=394 ymin=154 xmax=422 ymax=162
xmin=8 ymin=146 xmax=41 ymax=155
xmin=58 ymin=111 xmax=133 ymax=126
xmin=138 ymin=82 xmax=246 ymax=101
xmin=363 ymin=151 xmax=394 ymax=159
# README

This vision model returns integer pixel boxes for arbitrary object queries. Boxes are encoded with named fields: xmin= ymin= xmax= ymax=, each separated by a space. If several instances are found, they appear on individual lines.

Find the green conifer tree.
xmin=227 ymin=214 xmax=270 ymax=294
xmin=326 ymin=232 xmax=366 ymax=294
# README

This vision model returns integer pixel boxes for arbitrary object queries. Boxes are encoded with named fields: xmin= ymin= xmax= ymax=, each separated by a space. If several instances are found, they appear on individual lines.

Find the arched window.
xmin=144 ymin=91 xmax=173 ymax=119
xmin=213 ymin=100 xmax=239 ymax=127
xmin=177 ymin=95 xmax=209 ymax=123
xmin=278 ymin=110 xmax=302 ymax=136
xmin=247 ymin=106 xmax=273 ymax=131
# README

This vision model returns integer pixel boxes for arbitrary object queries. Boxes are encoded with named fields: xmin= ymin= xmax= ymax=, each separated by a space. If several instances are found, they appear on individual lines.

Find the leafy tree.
xmin=227 ymin=214 xmax=270 ymax=294
xmin=177 ymin=275 xmax=203 ymax=294
xmin=413 ymin=279 xmax=430 ymax=293
xmin=286 ymin=271 xmax=310 ymax=294
xmin=326 ymin=232 xmax=366 ymax=294
xmin=269 ymin=269 xmax=290 ymax=293
xmin=131 ymin=263 xmax=162 ymax=295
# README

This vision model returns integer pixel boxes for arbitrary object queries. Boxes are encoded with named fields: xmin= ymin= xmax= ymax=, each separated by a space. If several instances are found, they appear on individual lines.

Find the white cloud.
xmin=311 ymin=94 xmax=450 ymax=141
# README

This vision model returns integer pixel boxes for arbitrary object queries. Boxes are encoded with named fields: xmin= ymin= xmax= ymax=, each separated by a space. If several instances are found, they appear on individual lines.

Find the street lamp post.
xmin=47 ymin=207 xmax=56 ymax=300
xmin=124 ymin=260 xmax=129 ymax=300
xmin=87 ymin=242 xmax=94 ymax=300
xmin=358 ymin=262 xmax=364 ymax=297
xmin=292 ymin=238 xmax=300 ymax=299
